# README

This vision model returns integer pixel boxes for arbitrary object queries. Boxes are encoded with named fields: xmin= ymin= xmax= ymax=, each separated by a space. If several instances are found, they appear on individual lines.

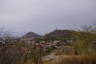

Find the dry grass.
xmin=43 ymin=53 xmax=96 ymax=64
xmin=16 ymin=53 xmax=96 ymax=64
xmin=57 ymin=54 xmax=96 ymax=64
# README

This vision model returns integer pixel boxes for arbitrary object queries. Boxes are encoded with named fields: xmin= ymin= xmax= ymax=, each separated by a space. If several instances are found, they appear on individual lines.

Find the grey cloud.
xmin=0 ymin=0 xmax=96 ymax=35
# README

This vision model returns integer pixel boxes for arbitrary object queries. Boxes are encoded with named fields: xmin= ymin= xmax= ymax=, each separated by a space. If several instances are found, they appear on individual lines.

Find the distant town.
xmin=0 ymin=28 xmax=96 ymax=64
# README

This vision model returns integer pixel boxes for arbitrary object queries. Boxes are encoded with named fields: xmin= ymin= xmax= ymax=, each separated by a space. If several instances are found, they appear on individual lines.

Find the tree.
xmin=0 ymin=29 xmax=26 ymax=64
xmin=72 ymin=25 xmax=96 ymax=54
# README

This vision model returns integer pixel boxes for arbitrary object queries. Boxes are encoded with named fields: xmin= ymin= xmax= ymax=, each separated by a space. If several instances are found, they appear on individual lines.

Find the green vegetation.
xmin=0 ymin=25 xmax=96 ymax=64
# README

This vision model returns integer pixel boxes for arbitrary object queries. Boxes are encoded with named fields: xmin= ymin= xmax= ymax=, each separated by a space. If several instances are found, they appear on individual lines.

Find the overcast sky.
xmin=0 ymin=0 xmax=96 ymax=36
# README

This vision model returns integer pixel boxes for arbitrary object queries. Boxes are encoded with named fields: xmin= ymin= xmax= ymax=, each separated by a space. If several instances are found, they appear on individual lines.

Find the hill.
xmin=23 ymin=32 xmax=40 ymax=38
xmin=44 ymin=29 xmax=75 ymax=41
